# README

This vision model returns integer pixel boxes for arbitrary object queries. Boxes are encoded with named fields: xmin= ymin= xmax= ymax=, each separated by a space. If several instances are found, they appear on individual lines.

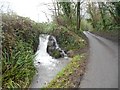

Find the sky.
xmin=0 ymin=0 xmax=54 ymax=22
xmin=0 ymin=0 xmax=119 ymax=22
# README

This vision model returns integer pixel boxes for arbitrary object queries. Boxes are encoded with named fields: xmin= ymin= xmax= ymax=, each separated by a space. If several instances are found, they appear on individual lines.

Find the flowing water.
xmin=34 ymin=34 xmax=56 ymax=66
xmin=50 ymin=36 xmax=68 ymax=58
xmin=30 ymin=34 xmax=70 ymax=88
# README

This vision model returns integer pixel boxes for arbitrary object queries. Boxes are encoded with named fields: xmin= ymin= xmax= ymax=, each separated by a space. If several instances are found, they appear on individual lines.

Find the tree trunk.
xmin=77 ymin=0 xmax=80 ymax=31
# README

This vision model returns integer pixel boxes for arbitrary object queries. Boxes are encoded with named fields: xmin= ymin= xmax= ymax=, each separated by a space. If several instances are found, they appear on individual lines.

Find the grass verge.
xmin=43 ymin=53 xmax=87 ymax=88
xmin=90 ymin=30 xmax=118 ymax=42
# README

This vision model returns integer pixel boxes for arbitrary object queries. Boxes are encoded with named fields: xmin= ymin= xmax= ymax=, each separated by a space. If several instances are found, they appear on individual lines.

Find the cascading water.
xmin=50 ymin=36 xmax=68 ymax=58
xmin=34 ymin=34 xmax=56 ymax=66
xmin=34 ymin=34 xmax=67 ymax=66
xmin=30 ymin=34 xmax=70 ymax=88
xmin=50 ymin=36 xmax=59 ymax=49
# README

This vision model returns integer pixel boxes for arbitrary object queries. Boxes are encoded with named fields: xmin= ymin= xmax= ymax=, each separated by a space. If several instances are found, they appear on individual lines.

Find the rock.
xmin=47 ymin=35 xmax=67 ymax=59
xmin=49 ymin=49 xmax=61 ymax=59
xmin=47 ymin=40 xmax=55 ymax=47
xmin=67 ymin=50 xmax=74 ymax=57
xmin=38 ymin=62 xmax=41 ymax=64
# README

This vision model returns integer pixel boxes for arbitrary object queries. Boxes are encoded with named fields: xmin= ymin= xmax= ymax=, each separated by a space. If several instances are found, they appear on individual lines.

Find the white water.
xmin=34 ymin=34 xmax=57 ymax=66
xmin=51 ymin=36 xmax=68 ymax=58
xmin=51 ymin=36 xmax=59 ymax=49
xmin=34 ymin=34 xmax=68 ymax=67
xmin=30 ymin=34 xmax=70 ymax=88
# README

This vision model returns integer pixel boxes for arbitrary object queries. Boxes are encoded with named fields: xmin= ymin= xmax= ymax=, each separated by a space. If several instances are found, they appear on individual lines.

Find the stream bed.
xmin=30 ymin=34 xmax=70 ymax=88
xmin=30 ymin=58 xmax=70 ymax=88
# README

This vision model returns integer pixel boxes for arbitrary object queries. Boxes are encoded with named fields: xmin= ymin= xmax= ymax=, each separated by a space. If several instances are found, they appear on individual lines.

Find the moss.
xmin=50 ymin=49 xmax=61 ymax=59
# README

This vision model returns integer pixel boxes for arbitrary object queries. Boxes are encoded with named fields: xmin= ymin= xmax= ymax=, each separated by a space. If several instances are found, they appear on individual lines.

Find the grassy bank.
xmin=90 ymin=30 xmax=118 ymax=42
xmin=43 ymin=53 xmax=87 ymax=88
xmin=51 ymin=26 xmax=87 ymax=55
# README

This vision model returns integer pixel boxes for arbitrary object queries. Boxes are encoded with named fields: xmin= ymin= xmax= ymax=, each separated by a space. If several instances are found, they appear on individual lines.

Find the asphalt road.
xmin=79 ymin=31 xmax=118 ymax=88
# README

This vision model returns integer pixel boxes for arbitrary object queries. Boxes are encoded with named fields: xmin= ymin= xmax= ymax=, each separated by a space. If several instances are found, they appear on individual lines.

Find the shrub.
xmin=2 ymin=12 xmax=39 ymax=88
xmin=2 ymin=40 xmax=36 ymax=88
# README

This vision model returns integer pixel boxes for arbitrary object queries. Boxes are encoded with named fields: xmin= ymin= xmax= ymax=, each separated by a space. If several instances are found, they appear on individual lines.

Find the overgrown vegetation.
xmin=49 ymin=1 xmax=88 ymax=53
xmin=2 ymin=0 xmax=119 ymax=88
xmin=52 ymin=26 xmax=87 ymax=52
xmin=2 ymin=41 xmax=36 ymax=88
xmin=87 ymin=1 xmax=120 ymax=40
xmin=91 ymin=30 xmax=118 ymax=42
xmin=1 ymin=10 xmax=88 ymax=88
xmin=1 ymin=12 xmax=87 ymax=88
xmin=43 ymin=53 xmax=86 ymax=88
xmin=2 ymin=12 xmax=42 ymax=88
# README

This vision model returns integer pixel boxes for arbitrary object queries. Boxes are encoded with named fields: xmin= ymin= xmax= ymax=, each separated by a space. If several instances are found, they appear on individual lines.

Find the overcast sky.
xmin=0 ymin=0 xmax=54 ymax=22
xmin=0 ymin=0 xmax=118 ymax=22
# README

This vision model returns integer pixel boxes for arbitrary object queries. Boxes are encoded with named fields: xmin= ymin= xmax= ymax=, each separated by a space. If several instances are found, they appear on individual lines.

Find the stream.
xmin=30 ymin=34 xmax=70 ymax=88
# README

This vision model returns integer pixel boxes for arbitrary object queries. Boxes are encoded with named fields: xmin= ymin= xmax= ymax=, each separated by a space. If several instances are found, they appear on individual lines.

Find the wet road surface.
xmin=79 ymin=31 xmax=118 ymax=88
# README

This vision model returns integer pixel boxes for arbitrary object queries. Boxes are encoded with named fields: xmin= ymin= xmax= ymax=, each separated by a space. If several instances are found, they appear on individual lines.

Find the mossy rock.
xmin=50 ymin=49 xmax=61 ymax=59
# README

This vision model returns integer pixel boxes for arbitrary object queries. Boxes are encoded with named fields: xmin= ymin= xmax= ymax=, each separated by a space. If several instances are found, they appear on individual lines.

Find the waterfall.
xmin=34 ymin=34 xmax=67 ymax=66
xmin=50 ymin=36 xmax=59 ymax=49
xmin=34 ymin=34 xmax=55 ymax=66
xmin=49 ymin=36 xmax=68 ymax=58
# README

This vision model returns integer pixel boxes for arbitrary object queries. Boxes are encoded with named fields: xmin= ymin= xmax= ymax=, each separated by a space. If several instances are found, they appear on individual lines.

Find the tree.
xmin=59 ymin=1 xmax=71 ymax=18
xmin=77 ymin=0 xmax=80 ymax=31
xmin=98 ymin=2 xmax=106 ymax=29
xmin=87 ymin=2 xmax=97 ymax=29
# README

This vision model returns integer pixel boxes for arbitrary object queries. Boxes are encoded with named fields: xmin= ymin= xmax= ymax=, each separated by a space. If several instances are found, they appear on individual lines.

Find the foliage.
xmin=2 ymin=12 xmax=40 ymax=88
xmin=49 ymin=49 xmax=61 ymax=59
xmin=52 ymin=26 xmax=87 ymax=52
xmin=90 ymin=30 xmax=118 ymax=42
xmin=2 ymin=40 xmax=36 ymax=88
xmin=86 ymin=1 xmax=120 ymax=42
xmin=3 ymin=13 xmax=43 ymax=51
xmin=87 ymin=2 xmax=120 ymax=31
xmin=59 ymin=1 xmax=71 ymax=18
xmin=53 ymin=0 xmax=78 ymax=31
xmin=80 ymin=19 xmax=93 ymax=31
xmin=1 ymin=11 xmax=87 ymax=88
xmin=51 ymin=0 xmax=87 ymax=53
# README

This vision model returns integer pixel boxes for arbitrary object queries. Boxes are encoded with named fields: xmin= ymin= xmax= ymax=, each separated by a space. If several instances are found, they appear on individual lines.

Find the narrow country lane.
xmin=79 ymin=31 xmax=118 ymax=88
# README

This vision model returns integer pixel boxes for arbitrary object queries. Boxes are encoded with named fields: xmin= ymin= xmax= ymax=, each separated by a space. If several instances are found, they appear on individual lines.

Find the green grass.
xmin=43 ymin=53 xmax=86 ymax=88
xmin=2 ymin=41 xmax=36 ymax=88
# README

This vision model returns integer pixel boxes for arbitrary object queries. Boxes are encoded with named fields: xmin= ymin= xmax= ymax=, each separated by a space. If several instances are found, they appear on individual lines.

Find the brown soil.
xmin=68 ymin=34 xmax=90 ymax=88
